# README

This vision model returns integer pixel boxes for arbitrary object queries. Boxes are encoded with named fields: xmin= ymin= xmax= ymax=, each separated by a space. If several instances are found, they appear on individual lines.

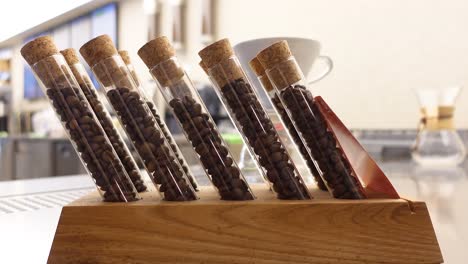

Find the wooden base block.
xmin=48 ymin=185 xmax=443 ymax=264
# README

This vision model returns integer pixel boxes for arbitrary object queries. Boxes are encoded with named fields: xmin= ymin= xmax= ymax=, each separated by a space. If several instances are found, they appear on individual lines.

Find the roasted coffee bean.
xmin=168 ymin=94 xmax=252 ymax=201
xmin=45 ymin=85 xmax=138 ymax=202
xmin=271 ymin=94 xmax=327 ymax=190
xmin=218 ymin=79 xmax=309 ymax=200
xmin=146 ymin=101 xmax=198 ymax=191
xmin=78 ymin=82 xmax=147 ymax=192
xmin=280 ymin=85 xmax=364 ymax=199
xmin=107 ymin=87 xmax=196 ymax=201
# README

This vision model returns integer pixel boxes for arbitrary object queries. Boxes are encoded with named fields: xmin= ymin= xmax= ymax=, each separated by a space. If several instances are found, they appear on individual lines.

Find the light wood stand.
xmin=47 ymin=185 xmax=443 ymax=263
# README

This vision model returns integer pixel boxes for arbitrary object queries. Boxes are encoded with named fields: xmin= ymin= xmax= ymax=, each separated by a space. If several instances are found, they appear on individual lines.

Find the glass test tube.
xmin=199 ymin=39 xmax=311 ymax=200
xmin=21 ymin=36 xmax=140 ymax=202
xmin=61 ymin=48 xmax=147 ymax=192
xmin=257 ymin=41 xmax=365 ymax=199
xmin=248 ymin=56 xmax=327 ymax=191
xmin=80 ymin=35 xmax=197 ymax=201
xmin=118 ymin=50 xmax=198 ymax=191
xmin=138 ymin=36 xmax=254 ymax=200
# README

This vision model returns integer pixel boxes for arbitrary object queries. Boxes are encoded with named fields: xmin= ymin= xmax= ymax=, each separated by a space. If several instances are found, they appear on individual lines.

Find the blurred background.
xmin=0 ymin=1 xmax=467 ymax=262
xmin=0 ymin=0 xmax=467 ymax=179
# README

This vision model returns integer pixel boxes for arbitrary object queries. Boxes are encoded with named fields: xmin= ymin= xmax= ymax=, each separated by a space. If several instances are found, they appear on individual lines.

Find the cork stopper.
xmin=257 ymin=41 xmax=292 ymax=68
xmin=21 ymin=36 xmax=58 ymax=66
xmin=198 ymin=39 xmax=244 ymax=88
xmin=249 ymin=57 xmax=273 ymax=92
xmin=60 ymin=48 xmax=80 ymax=65
xmin=79 ymin=35 xmax=117 ymax=67
xmin=118 ymin=50 xmax=140 ymax=86
xmin=21 ymin=36 xmax=72 ymax=88
xmin=257 ymin=41 xmax=302 ymax=89
xmin=198 ymin=39 xmax=234 ymax=68
xmin=79 ymin=35 xmax=132 ymax=88
xmin=248 ymin=57 xmax=265 ymax=76
xmin=199 ymin=61 xmax=208 ymax=74
xmin=138 ymin=37 xmax=183 ymax=87
xmin=118 ymin=50 xmax=131 ymax=65
xmin=138 ymin=36 xmax=175 ymax=69
xmin=60 ymin=48 xmax=86 ymax=85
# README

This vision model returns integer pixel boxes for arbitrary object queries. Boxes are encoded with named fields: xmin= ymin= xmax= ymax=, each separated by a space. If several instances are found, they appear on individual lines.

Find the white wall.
xmin=118 ymin=0 xmax=169 ymax=114
xmin=216 ymin=0 xmax=468 ymax=129
xmin=118 ymin=0 xmax=151 ymax=83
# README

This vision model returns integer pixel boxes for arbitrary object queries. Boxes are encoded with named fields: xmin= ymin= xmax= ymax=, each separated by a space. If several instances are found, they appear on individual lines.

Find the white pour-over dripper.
xmin=234 ymin=37 xmax=333 ymax=107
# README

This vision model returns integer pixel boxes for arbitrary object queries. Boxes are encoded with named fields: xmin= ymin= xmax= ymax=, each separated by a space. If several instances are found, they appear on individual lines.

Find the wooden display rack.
xmin=48 ymin=185 xmax=442 ymax=264
xmin=47 ymin=97 xmax=442 ymax=263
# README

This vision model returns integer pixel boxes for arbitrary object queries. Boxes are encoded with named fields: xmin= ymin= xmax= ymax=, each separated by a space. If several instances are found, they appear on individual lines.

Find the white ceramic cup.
xmin=234 ymin=37 xmax=333 ymax=90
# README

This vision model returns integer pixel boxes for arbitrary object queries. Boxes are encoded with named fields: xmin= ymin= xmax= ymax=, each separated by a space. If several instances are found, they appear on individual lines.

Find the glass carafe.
xmin=412 ymin=86 xmax=466 ymax=166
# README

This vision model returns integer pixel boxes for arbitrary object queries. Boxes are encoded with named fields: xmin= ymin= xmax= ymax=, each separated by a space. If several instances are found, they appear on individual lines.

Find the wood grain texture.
xmin=48 ymin=185 xmax=443 ymax=264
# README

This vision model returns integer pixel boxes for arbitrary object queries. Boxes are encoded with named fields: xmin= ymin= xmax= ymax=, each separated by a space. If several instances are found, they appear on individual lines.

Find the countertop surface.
xmin=0 ymin=159 xmax=467 ymax=264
